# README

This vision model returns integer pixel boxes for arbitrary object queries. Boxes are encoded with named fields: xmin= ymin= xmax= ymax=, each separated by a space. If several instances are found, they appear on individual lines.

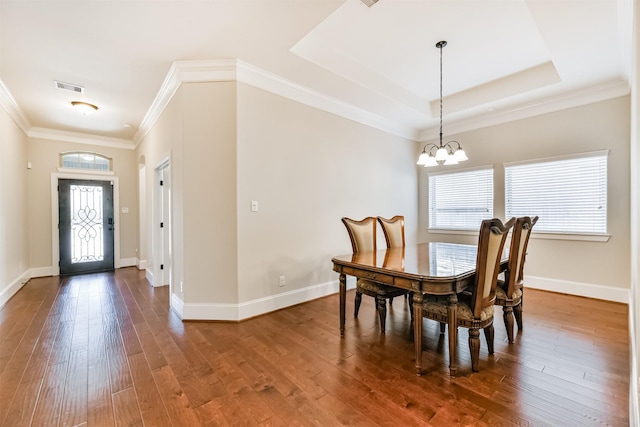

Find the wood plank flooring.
xmin=0 ymin=267 xmax=630 ymax=426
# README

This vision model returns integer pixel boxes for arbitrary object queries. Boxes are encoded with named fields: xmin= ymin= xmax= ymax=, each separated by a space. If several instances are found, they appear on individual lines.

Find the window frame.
xmin=504 ymin=150 xmax=610 ymax=242
xmin=427 ymin=165 xmax=494 ymax=232
xmin=58 ymin=151 xmax=114 ymax=175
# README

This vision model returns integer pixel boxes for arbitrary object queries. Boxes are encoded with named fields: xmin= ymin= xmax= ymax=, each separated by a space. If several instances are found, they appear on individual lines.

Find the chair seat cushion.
xmin=356 ymin=279 xmax=407 ymax=298
xmin=495 ymin=285 xmax=522 ymax=302
xmin=423 ymin=296 xmax=494 ymax=322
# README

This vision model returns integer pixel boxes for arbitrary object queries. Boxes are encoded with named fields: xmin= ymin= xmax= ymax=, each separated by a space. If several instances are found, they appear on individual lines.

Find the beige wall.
xmin=0 ymin=105 xmax=29 ymax=295
xmin=418 ymin=96 xmax=631 ymax=290
xmin=236 ymin=83 xmax=418 ymax=302
xmin=26 ymin=138 xmax=138 ymax=269
xmin=136 ymin=82 xmax=239 ymax=304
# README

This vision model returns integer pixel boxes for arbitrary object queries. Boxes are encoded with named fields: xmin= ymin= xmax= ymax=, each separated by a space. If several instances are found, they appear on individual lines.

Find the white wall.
xmin=136 ymin=79 xmax=418 ymax=319
xmin=0 ymin=102 xmax=30 ymax=307
xmin=236 ymin=83 xmax=418 ymax=304
xmin=418 ymin=96 xmax=630 ymax=299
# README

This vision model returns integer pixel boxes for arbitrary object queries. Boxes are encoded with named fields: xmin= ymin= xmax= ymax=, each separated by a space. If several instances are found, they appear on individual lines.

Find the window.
xmin=428 ymin=167 xmax=493 ymax=230
xmin=505 ymin=151 xmax=607 ymax=235
xmin=60 ymin=151 xmax=112 ymax=172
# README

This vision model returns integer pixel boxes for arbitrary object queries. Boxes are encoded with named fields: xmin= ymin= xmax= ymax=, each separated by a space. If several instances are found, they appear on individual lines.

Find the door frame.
xmin=51 ymin=172 xmax=121 ymax=276
xmin=152 ymin=158 xmax=172 ymax=290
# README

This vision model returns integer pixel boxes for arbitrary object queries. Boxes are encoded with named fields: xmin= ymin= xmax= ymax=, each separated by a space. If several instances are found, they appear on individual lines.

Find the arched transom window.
xmin=60 ymin=151 xmax=112 ymax=172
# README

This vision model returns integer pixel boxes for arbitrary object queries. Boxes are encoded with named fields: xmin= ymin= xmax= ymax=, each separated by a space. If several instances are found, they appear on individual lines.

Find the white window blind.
xmin=428 ymin=167 xmax=493 ymax=230
xmin=505 ymin=151 xmax=607 ymax=234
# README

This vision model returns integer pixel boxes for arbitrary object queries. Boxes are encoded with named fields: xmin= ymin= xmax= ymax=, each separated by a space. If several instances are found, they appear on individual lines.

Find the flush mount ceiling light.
xmin=417 ymin=41 xmax=468 ymax=167
xmin=71 ymin=101 xmax=98 ymax=115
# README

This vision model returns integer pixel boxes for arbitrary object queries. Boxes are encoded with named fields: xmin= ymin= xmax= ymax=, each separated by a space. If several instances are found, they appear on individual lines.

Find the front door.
xmin=59 ymin=179 xmax=114 ymax=275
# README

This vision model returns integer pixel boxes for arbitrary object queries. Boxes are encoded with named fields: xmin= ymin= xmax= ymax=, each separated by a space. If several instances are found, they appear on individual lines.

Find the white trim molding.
xmin=526 ymin=275 xmax=629 ymax=304
xmin=145 ymin=269 xmax=155 ymax=287
xmin=0 ymin=270 xmax=31 ymax=309
xmin=137 ymin=259 xmax=147 ymax=270
xmin=29 ymin=127 xmax=135 ymax=150
xmin=181 ymin=278 xmax=356 ymax=321
xmin=133 ymin=59 xmax=417 ymax=147
xmin=0 ymin=78 xmax=30 ymax=134
xmin=120 ymin=258 xmax=137 ymax=268
xmin=30 ymin=266 xmax=54 ymax=278
xmin=171 ymin=293 xmax=184 ymax=319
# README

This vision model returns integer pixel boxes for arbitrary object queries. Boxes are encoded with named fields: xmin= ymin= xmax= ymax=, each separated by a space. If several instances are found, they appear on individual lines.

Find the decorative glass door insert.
xmin=70 ymin=184 xmax=104 ymax=263
xmin=59 ymin=179 xmax=114 ymax=275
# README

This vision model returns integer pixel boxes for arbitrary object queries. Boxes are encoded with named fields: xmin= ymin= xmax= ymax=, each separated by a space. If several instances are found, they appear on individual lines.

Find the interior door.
xmin=59 ymin=179 xmax=114 ymax=275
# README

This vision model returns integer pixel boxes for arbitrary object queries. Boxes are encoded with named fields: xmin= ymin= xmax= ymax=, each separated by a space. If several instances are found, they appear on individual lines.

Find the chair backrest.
xmin=504 ymin=216 xmax=539 ymax=297
xmin=470 ymin=217 xmax=515 ymax=317
xmin=341 ymin=217 xmax=377 ymax=253
xmin=377 ymin=215 xmax=405 ymax=249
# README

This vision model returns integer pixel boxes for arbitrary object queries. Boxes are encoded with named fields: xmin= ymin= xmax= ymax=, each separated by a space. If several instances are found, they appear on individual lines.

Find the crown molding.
xmin=133 ymin=59 xmax=418 ymax=147
xmin=28 ymin=127 xmax=135 ymax=150
xmin=0 ymin=79 xmax=31 ymax=134
xmin=416 ymin=78 xmax=631 ymax=142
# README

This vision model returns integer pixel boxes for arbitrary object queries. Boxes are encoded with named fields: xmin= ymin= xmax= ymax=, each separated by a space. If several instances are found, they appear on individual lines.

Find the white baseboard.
xmin=0 ymin=270 xmax=31 ymax=309
xmin=137 ymin=259 xmax=147 ymax=270
xmin=145 ymin=269 xmax=154 ymax=287
xmin=171 ymin=293 xmax=184 ymax=319
xmin=120 ymin=258 xmax=137 ymax=268
xmin=526 ymin=275 xmax=629 ymax=304
xmin=182 ymin=278 xmax=356 ymax=321
xmin=30 ymin=266 xmax=54 ymax=278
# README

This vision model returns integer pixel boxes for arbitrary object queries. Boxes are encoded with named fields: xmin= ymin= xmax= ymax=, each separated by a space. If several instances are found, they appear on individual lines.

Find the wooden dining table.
xmin=331 ymin=241 xmax=507 ymax=377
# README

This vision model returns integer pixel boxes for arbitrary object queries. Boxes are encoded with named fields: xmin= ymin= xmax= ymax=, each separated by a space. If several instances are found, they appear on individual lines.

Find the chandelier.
xmin=417 ymin=41 xmax=468 ymax=167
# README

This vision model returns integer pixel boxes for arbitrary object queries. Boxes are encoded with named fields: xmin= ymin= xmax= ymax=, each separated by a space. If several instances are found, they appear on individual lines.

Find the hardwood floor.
xmin=0 ymin=267 xmax=629 ymax=426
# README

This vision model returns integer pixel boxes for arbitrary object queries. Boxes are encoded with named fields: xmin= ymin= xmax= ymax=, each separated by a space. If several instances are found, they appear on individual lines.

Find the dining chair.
xmin=422 ymin=217 xmax=515 ymax=372
xmin=377 ymin=215 xmax=413 ymax=315
xmin=495 ymin=216 xmax=538 ymax=343
xmin=341 ymin=217 xmax=408 ymax=333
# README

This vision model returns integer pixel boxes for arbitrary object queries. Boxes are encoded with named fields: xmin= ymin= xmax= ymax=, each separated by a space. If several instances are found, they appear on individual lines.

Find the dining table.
xmin=331 ymin=241 xmax=507 ymax=377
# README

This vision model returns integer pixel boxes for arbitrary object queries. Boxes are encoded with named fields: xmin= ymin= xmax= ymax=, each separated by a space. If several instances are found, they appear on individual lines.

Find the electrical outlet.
xmin=180 ymin=281 xmax=183 ymax=293
xmin=251 ymin=201 xmax=259 ymax=212
xmin=279 ymin=275 xmax=286 ymax=287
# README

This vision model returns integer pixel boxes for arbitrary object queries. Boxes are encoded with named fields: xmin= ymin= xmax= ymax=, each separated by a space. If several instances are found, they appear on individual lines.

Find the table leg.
xmin=413 ymin=292 xmax=423 ymax=376
xmin=447 ymin=293 xmax=458 ymax=377
xmin=339 ymin=273 xmax=346 ymax=336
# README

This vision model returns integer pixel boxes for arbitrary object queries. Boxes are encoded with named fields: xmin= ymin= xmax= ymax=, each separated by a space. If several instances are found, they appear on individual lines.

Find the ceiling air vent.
xmin=54 ymin=80 xmax=85 ymax=94
xmin=360 ymin=0 xmax=379 ymax=6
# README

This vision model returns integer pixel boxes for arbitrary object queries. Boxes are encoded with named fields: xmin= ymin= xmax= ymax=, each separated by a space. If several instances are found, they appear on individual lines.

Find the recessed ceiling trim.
xmin=134 ymin=59 xmax=417 ymax=147
xmin=417 ymin=78 xmax=630 ymax=142
xmin=28 ymin=127 xmax=135 ymax=150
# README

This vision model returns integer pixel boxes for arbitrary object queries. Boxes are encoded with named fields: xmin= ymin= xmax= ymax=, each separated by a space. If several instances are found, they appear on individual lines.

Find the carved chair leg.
xmin=469 ymin=328 xmax=481 ymax=372
xmin=484 ymin=324 xmax=495 ymax=355
xmin=514 ymin=302 xmax=523 ymax=331
xmin=439 ymin=323 xmax=446 ymax=334
xmin=354 ymin=291 xmax=362 ymax=318
xmin=376 ymin=296 xmax=387 ymax=333
xmin=502 ymin=305 xmax=515 ymax=344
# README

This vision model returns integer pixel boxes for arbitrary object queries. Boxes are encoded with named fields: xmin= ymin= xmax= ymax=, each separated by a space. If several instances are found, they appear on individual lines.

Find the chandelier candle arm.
xmin=416 ymin=40 xmax=468 ymax=167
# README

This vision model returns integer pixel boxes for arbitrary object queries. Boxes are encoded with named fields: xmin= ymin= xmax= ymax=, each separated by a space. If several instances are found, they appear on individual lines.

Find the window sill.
xmin=428 ymin=228 xmax=478 ymax=236
xmin=531 ymin=232 xmax=610 ymax=242
xmin=428 ymin=228 xmax=611 ymax=242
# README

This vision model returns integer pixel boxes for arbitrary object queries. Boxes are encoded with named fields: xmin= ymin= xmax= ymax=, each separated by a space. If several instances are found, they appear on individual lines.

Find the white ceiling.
xmin=0 ymin=0 xmax=633 ymax=147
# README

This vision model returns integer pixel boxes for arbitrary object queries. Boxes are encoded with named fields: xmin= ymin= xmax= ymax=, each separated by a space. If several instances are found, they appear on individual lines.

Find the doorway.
xmin=58 ymin=179 xmax=114 ymax=275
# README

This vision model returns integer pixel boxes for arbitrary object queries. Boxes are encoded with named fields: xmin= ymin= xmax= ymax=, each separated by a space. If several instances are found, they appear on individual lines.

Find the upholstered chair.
xmin=422 ymin=217 xmax=515 ymax=372
xmin=495 ymin=216 xmax=538 ymax=343
xmin=341 ymin=217 xmax=408 ymax=333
